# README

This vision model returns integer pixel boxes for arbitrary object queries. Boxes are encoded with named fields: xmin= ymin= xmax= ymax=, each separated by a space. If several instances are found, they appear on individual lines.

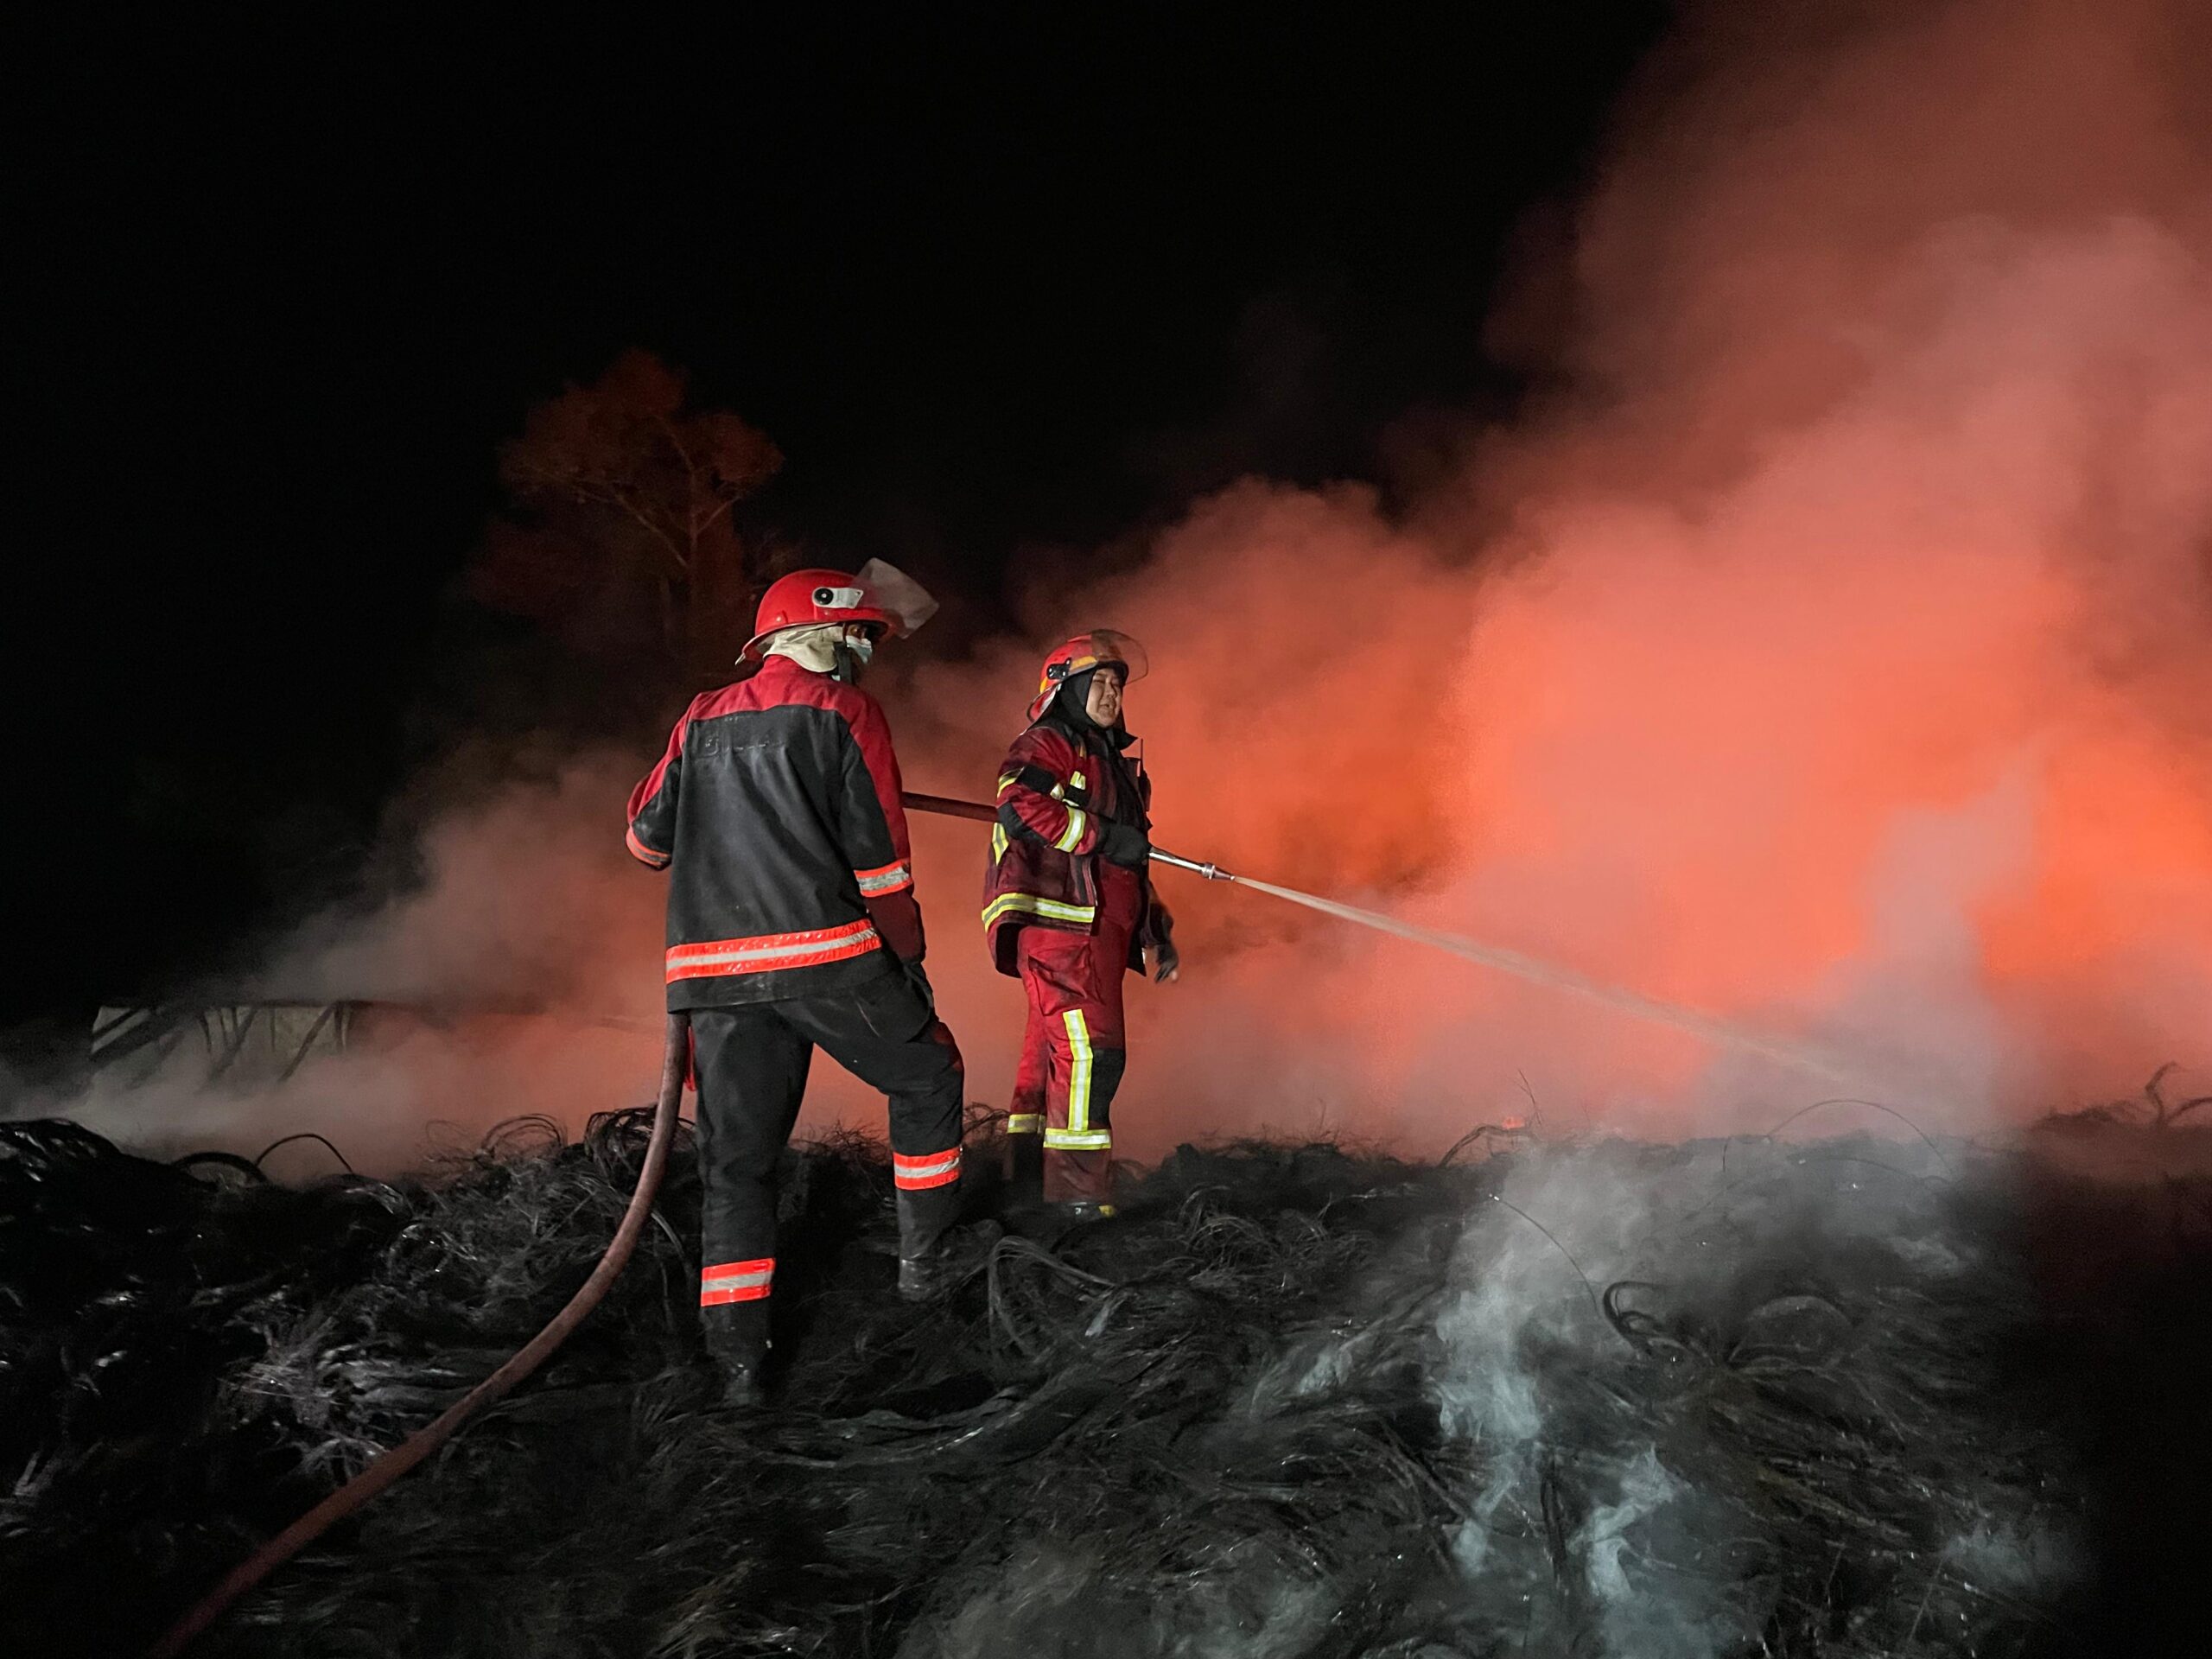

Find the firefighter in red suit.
xmin=983 ymin=632 xmax=1179 ymax=1217
xmin=627 ymin=563 xmax=988 ymax=1408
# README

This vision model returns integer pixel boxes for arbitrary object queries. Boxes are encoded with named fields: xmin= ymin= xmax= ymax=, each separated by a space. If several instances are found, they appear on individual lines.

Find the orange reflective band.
xmin=854 ymin=860 xmax=913 ymax=896
xmin=666 ymin=919 xmax=880 ymax=982
xmin=626 ymin=825 xmax=671 ymax=868
xmin=892 ymin=1147 xmax=963 ymax=1190
xmin=700 ymin=1256 xmax=774 ymax=1306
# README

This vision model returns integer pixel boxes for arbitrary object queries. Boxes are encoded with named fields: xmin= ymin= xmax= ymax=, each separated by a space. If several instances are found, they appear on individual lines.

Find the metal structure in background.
xmin=91 ymin=1002 xmax=360 ymax=1088
xmin=87 ymin=1002 xmax=663 ymax=1096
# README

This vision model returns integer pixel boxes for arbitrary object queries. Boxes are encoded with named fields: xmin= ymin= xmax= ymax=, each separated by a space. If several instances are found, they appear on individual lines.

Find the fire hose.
xmin=147 ymin=1014 xmax=690 ymax=1658
xmin=155 ymin=789 xmax=1867 ymax=1650
xmin=902 ymin=790 xmax=1228 ymax=882
xmin=151 ymin=797 xmax=1194 ymax=1652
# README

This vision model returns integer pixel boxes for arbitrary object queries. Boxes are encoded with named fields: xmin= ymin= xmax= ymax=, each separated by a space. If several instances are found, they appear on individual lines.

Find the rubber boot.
xmin=896 ymin=1185 xmax=1001 ymax=1301
xmin=702 ymin=1305 xmax=769 ymax=1408
xmin=1003 ymin=1129 xmax=1045 ymax=1213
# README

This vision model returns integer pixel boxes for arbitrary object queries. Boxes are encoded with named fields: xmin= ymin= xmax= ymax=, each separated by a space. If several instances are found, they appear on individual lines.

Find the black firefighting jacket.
xmin=626 ymin=655 xmax=925 ymax=1010
xmin=982 ymin=695 xmax=1170 ymax=976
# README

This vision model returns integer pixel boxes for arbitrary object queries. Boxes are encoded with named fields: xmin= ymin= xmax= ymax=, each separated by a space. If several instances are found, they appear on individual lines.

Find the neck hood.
xmin=765 ymin=624 xmax=872 ymax=682
xmin=1050 ymin=673 xmax=1135 ymax=749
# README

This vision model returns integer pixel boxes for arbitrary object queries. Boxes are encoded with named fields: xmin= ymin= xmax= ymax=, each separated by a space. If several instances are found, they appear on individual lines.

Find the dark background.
xmin=9 ymin=10 xmax=1667 ymax=1060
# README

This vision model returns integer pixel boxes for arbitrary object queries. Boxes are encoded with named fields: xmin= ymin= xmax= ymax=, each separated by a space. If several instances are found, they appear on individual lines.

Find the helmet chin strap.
xmin=831 ymin=629 xmax=875 ymax=683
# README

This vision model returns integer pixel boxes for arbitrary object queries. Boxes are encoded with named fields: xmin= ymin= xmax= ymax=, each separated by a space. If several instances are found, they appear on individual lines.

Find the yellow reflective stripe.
xmin=990 ymin=824 xmax=1008 ymax=862
xmin=995 ymin=771 xmax=1020 ymax=798
xmin=1070 ymin=770 xmax=1086 ymax=791
xmin=1064 ymin=1010 xmax=1094 ymax=1132
xmin=1044 ymin=1128 xmax=1112 ymax=1150
xmin=982 ymin=893 xmax=1097 ymax=930
xmin=1053 ymin=807 xmax=1089 ymax=853
xmin=1007 ymin=1113 xmax=1044 ymax=1134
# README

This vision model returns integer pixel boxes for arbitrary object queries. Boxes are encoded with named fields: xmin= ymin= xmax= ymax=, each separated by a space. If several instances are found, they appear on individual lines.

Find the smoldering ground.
xmin=7 ymin=1104 xmax=2209 ymax=1657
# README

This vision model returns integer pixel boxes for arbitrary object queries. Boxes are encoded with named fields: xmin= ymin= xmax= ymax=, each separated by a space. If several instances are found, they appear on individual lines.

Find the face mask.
xmin=831 ymin=629 xmax=876 ymax=683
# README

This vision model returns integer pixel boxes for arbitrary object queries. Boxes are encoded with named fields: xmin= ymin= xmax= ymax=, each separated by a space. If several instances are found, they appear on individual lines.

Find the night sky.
xmin=13 ymin=10 xmax=1665 ymax=1057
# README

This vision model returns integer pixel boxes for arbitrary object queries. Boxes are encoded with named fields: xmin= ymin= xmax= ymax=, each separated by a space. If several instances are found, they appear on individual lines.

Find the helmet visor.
xmin=1075 ymin=628 xmax=1147 ymax=684
xmin=855 ymin=558 xmax=940 ymax=637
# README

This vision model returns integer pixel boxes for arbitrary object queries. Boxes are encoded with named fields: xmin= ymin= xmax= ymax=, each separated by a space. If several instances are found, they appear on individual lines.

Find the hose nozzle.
xmin=1150 ymin=848 xmax=1232 ymax=882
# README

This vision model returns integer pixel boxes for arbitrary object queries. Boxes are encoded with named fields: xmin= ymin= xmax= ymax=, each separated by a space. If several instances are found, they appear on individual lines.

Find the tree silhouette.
xmin=475 ymin=352 xmax=782 ymax=683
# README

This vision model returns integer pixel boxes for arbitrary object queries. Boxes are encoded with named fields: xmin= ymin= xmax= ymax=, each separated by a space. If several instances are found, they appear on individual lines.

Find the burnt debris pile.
xmin=3 ymin=1105 xmax=2210 ymax=1657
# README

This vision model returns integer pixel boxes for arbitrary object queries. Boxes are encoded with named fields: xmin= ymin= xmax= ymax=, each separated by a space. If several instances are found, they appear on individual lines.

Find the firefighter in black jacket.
xmin=626 ymin=563 xmax=982 ymax=1406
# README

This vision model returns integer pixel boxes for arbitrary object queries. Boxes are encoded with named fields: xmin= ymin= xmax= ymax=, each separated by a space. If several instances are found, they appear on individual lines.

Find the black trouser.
xmin=690 ymin=963 xmax=964 ymax=1363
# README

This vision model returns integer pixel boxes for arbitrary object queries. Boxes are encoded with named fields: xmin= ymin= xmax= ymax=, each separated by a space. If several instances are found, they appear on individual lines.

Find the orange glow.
xmin=101 ymin=0 xmax=2209 ymax=1169
xmin=887 ymin=0 xmax=2212 ymax=1144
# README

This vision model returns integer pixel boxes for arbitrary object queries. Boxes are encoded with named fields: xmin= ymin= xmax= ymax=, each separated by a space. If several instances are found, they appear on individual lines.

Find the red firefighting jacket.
xmin=626 ymin=655 xmax=925 ymax=1010
xmin=982 ymin=708 xmax=1170 ymax=976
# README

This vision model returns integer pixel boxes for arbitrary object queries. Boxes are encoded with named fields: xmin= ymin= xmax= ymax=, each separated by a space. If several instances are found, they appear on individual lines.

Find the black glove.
xmin=1147 ymin=904 xmax=1179 ymax=983
xmin=1099 ymin=821 xmax=1152 ymax=869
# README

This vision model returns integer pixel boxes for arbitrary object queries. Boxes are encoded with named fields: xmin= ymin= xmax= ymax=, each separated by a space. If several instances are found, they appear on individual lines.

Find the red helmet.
xmin=1027 ymin=629 xmax=1147 ymax=721
xmin=741 ymin=568 xmax=903 ymax=662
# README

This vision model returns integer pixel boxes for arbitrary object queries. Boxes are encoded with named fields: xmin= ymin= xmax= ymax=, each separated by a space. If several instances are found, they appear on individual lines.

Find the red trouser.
xmin=1008 ymin=864 xmax=1141 ymax=1203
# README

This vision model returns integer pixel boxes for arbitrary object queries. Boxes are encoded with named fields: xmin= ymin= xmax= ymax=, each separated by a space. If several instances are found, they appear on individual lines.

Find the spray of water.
xmin=1154 ymin=849 xmax=1884 ymax=1095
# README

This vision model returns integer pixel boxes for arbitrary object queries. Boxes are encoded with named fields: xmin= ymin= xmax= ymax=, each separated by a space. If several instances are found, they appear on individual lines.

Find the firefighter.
xmin=626 ymin=562 xmax=987 ymax=1408
xmin=984 ymin=631 xmax=1179 ymax=1218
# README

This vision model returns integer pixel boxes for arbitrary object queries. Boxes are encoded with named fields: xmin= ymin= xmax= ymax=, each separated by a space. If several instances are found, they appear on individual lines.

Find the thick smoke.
xmin=36 ymin=0 xmax=2212 ymax=1166
xmin=903 ymin=0 xmax=2212 ymax=1145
